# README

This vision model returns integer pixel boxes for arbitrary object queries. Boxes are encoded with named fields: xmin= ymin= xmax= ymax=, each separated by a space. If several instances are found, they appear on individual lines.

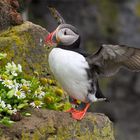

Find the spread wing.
xmin=87 ymin=44 xmax=140 ymax=77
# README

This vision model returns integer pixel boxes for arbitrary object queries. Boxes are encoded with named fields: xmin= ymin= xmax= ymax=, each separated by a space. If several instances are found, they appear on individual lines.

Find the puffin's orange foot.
xmin=71 ymin=103 xmax=90 ymax=120
xmin=71 ymin=109 xmax=87 ymax=120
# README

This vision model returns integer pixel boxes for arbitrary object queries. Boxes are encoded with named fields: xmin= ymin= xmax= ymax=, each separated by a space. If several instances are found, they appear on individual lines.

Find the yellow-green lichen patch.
xmin=0 ymin=21 xmax=49 ymax=77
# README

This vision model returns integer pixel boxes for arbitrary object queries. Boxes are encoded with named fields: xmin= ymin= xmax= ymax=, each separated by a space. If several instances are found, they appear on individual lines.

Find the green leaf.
xmin=23 ymin=100 xmax=29 ymax=103
xmin=30 ymin=77 xmax=40 ymax=92
xmin=0 ymin=108 xmax=3 ymax=113
xmin=0 ymin=53 xmax=7 ymax=60
xmin=24 ymin=112 xmax=31 ymax=117
xmin=3 ymin=107 xmax=8 ymax=112
xmin=7 ymin=89 xmax=15 ymax=99
xmin=0 ymin=117 xmax=14 ymax=126
xmin=7 ymin=110 xmax=13 ymax=115
xmin=63 ymin=102 xmax=72 ymax=111
xmin=54 ymin=103 xmax=64 ymax=111
xmin=17 ymin=103 xmax=28 ymax=109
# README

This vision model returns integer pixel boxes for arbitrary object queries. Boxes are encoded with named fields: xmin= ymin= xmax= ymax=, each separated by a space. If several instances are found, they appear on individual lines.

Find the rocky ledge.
xmin=0 ymin=109 xmax=115 ymax=140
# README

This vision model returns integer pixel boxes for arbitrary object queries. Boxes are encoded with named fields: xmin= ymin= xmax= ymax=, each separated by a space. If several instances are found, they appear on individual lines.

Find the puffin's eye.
xmin=64 ymin=30 xmax=67 ymax=35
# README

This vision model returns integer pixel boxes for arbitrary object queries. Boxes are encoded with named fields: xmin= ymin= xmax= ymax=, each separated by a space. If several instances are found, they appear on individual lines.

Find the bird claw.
xmin=69 ymin=103 xmax=90 ymax=120
xmin=65 ymin=107 xmax=87 ymax=120
xmin=71 ymin=109 xmax=86 ymax=120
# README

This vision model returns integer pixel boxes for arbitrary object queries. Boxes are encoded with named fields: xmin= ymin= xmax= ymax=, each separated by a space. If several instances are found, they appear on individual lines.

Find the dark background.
xmin=19 ymin=0 xmax=140 ymax=140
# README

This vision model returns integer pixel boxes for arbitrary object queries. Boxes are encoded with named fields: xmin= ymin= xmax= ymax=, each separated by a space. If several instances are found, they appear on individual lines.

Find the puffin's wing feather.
xmin=87 ymin=44 xmax=140 ymax=77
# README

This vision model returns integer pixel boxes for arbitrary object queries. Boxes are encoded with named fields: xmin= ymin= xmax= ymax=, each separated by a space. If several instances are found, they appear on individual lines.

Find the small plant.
xmin=0 ymin=53 xmax=71 ymax=126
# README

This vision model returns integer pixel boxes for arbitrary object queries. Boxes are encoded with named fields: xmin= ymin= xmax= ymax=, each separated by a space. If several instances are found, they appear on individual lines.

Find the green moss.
xmin=38 ymin=126 xmax=48 ymax=136
xmin=21 ymin=132 xmax=30 ymax=140
xmin=0 ymin=22 xmax=46 ymax=77
xmin=32 ymin=131 xmax=41 ymax=140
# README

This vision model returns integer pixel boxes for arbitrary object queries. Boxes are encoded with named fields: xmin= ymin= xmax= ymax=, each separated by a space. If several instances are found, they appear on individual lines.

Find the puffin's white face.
xmin=46 ymin=24 xmax=80 ymax=46
xmin=56 ymin=27 xmax=79 ymax=46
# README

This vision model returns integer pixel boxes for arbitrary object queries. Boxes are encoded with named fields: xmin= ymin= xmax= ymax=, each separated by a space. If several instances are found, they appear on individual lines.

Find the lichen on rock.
xmin=0 ymin=21 xmax=49 ymax=77
xmin=0 ymin=109 xmax=115 ymax=140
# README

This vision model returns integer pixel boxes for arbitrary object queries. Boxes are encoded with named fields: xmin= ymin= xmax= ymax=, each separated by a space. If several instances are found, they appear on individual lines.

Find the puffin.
xmin=45 ymin=23 xmax=140 ymax=120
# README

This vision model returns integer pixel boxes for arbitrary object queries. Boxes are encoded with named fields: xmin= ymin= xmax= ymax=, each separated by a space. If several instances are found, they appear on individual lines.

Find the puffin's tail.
xmin=96 ymin=81 xmax=110 ymax=102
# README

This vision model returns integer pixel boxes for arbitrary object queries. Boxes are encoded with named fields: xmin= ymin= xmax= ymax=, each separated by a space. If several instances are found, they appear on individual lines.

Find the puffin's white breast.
xmin=48 ymin=48 xmax=90 ymax=102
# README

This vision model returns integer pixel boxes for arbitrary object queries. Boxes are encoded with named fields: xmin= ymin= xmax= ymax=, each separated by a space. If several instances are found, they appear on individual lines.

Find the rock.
xmin=0 ymin=21 xmax=49 ymax=77
xmin=0 ymin=109 xmax=115 ymax=140
xmin=0 ymin=0 xmax=23 ymax=31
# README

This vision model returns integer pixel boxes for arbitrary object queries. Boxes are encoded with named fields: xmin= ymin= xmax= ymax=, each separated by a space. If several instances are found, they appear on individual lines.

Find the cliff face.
xmin=0 ymin=109 xmax=115 ymax=140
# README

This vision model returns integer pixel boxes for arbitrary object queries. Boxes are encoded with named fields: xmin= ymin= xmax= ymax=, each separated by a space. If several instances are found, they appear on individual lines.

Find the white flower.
xmin=0 ymin=97 xmax=6 ymax=108
xmin=1 ymin=101 xmax=6 ymax=108
xmin=14 ymin=89 xmax=26 ymax=99
xmin=5 ymin=62 xmax=22 ymax=76
xmin=12 ymin=108 xmax=17 ymax=114
xmin=30 ymin=100 xmax=43 ymax=109
xmin=7 ymin=104 xmax=12 ymax=110
xmin=37 ymin=92 xmax=45 ymax=98
xmin=2 ymin=79 xmax=14 ymax=89
xmin=13 ymin=80 xmax=22 ymax=89
xmin=17 ymin=64 xmax=22 ymax=72
xmin=21 ymin=79 xmax=31 ymax=87
xmin=11 ymin=71 xmax=18 ymax=76
xmin=34 ymin=86 xmax=45 ymax=98
xmin=20 ymin=79 xmax=31 ymax=93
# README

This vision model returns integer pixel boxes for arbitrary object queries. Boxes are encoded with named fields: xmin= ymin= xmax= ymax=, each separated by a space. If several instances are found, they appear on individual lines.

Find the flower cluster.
xmin=5 ymin=62 xmax=22 ymax=77
xmin=0 ymin=57 xmax=71 ymax=126
xmin=0 ymin=62 xmax=45 ymax=113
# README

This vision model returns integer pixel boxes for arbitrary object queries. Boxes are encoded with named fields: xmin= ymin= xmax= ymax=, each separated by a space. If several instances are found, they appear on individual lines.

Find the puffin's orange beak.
xmin=45 ymin=31 xmax=55 ymax=43
xmin=45 ymin=30 xmax=57 ymax=46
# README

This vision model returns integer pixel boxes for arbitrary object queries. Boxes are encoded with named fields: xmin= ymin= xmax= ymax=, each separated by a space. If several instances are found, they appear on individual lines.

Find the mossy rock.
xmin=0 ymin=109 xmax=115 ymax=140
xmin=0 ymin=21 xmax=49 ymax=77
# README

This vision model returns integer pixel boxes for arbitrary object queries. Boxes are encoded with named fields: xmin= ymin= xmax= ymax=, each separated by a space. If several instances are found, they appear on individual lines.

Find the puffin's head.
xmin=46 ymin=24 xmax=80 ymax=49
